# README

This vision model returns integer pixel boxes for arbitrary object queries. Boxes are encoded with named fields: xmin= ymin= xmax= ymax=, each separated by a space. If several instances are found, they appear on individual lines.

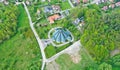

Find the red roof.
xmin=48 ymin=14 xmax=60 ymax=24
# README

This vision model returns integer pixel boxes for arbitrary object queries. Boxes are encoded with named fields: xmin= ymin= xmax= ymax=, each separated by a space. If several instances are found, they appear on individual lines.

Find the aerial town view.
xmin=0 ymin=0 xmax=120 ymax=70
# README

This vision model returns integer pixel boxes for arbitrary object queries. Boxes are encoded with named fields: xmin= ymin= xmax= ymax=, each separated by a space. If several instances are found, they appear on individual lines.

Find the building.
xmin=72 ymin=17 xmax=84 ymax=26
xmin=44 ymin=6 xmax=53 ymax=14
xmin=115 ymin=2 xmax=120 ymax=7
xmin=102 ymin=6 xmax=108 ymax=11
xmin=83 ymin=0 xmax=88 ymax=3
xmin=109 ymin=4 xmax=115 ymax=9
xmin=71 ymin=0 xmax=80 ymax=6
xmin=52 ymin=28 xmax=72 ymax=43
xmin=52 ymin=5 xmax=61 ymax=13
xmin=48 ymin=14 xmax=60 ymax=24
xmin=0 ymin=0 xmax=4 ymax=2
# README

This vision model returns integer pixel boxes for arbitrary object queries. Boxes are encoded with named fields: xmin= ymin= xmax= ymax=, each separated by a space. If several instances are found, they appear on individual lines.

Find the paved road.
xmin=22 ymin=2 xmax=46 ymax=70
xmin=68 ymin=0 xmax=74 ymax=8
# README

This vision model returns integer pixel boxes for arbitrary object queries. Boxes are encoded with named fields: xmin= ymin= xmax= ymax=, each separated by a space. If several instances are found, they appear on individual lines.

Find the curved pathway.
xmin=22 ymin=2 xmax=46 ymax=70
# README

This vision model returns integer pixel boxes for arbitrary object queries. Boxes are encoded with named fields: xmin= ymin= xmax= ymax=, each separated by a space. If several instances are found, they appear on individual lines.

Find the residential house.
xmin=0 ymin=0 xmax=4 ymax=2
xmin=44 ymin=6 xmax=53 ymax=14
xmin=71 ymin=0 xmax=80 ymax=6
xmin=3 ymin=0 xmax=9 ymax=5
xmin=102 ymin=6 xmax=108 ymax=11
xmin=48 ymin=14 xmax=60 ymax=24
xmin=73 ymin=18 xmax=80 ymax=25
xmin=109 ymin=0 xmax=114 ymax=2
xmin=60 ymin=10 xmax=70 ymax=19
xmin=115 ymin=2 xmax=120 ymax=7
xmin=83 ymin=0 xmax=88 ymax=3
xmin=72 ymin=17 xmax=84 ymax=26
xmin=95 ymin=0 xmax=107 ymax=4
xmin=52 ymin=5 xmax=61 ymax=13
xmin=109 ymin=4 xmax=115 ymax=9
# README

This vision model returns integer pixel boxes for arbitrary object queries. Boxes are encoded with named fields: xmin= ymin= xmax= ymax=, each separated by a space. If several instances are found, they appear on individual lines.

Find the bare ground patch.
xmin=46 ymin=61 xmax=60 ymax=70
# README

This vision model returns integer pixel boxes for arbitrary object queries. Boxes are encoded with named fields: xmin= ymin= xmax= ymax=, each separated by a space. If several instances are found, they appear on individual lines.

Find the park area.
xmin=26 ymin=0 xmax=82 ymax=58
xmin=35 ymin=13 xmax=82 ymax=58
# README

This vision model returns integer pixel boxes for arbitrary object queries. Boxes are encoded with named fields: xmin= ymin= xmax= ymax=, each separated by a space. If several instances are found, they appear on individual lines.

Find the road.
xmin=22 ymin=2 xmax=46 ymax=70
xmin=68 ymin=0 xmax=74 ymax=8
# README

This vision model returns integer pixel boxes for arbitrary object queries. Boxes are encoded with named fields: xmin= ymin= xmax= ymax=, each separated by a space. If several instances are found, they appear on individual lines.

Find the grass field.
xmin=0 ymin=5 xmax=42 ymax=70
xmin=55 ymin=47 xmax=97 ymax=70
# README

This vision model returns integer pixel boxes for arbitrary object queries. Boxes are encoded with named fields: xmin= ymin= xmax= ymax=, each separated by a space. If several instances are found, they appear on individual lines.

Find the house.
xmin=71 ymin=0 xmax=80 ymax=6
xmin=102 ymin=6 xmax=108 ymax=11
xmin=83 ymin=0 xmax=88 ymax=3
xmin=44 ymin=6 xmax=53 ymax=14
xmin=109 ymin=4 xmax=115 ymax=9
xmin=3 ymin=0 xmax=9 ymax=5
xmin=60 ymin=10 xmax=70 ymax=19
xmin=109 ymin=0 xmax=114 ymax=2
xmin=0 ymin=0 xmax=4 ymax=2
xmin=95 ymin=0 xmax=107 ymax=4
xmin=73 ymin=18 xmax=80 ymax=25
xmin=25 ymin=0 xmax=31 ymax=5
xmin=115 ymin=2 xmax=120 ymax=7
xmin=52 ymin=5 xmax=61 ymax=13
xmin=72 ymin=17 xmax=84 ymax=26
xmin=48 ymin=14 xmax=60 ymax=24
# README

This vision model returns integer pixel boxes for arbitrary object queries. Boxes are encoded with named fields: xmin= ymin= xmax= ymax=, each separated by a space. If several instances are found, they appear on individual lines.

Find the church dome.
xmin=52 ymin=28 xmax=72 ymax=43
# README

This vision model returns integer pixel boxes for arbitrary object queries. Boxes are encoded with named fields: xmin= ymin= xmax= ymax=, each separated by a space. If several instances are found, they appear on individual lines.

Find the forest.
xmin=0 ymin=3 xmax=19 ymax=43
xmin=66 ymin=3 xmax=120 ymax=69
xmin=81 ymin=5 xmax=120 ymax=62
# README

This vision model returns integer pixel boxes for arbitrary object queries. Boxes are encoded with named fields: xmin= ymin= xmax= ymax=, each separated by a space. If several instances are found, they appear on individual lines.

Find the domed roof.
xmin=52 ymin=28 xmax=72 ymax=43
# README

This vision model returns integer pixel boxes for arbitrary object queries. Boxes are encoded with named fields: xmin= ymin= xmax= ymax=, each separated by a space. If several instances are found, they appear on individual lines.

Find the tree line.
xmin=0 ymin=3 xmax=19 ymax=43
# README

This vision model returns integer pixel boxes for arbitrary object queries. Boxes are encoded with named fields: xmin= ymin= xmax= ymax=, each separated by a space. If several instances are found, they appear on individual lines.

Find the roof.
xmin=115 ymin=2 xmax=120 ymax=6
xmin=44 ymin=6 xmax=53 ymax=14
xmin=52 ymin=5 xmax=61 ymax=13
xmin=52 ymin=28 xmax=72 ymax=43
xmin=102 ymin=6 xmax=108 ymax=11
xmin=48 ymin=14 xmax=60 ymax=24
xmin=83 ymin=0 xmax=88 ymax=3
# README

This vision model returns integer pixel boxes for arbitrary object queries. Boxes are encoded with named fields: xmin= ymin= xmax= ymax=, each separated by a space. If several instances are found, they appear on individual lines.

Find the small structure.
xmin=83 ymin=0 xmax=88 ymax=3
xmin=48 ymin=14 xmax=60 ymax=24
xmin=52 ymin=28 xmax=72 ymax=43
xmin=25 ymin=0 xmax=31 ymax=5
xmin=73 ymin=18 xmax=80 ymax=25
xmin=3 ymin=0 xmax=9 ymax=5
xmin=60 ymin=10 xmax=70 ymax=19
xmin=72 ymin=17 xmax=84 ymax=26
xmin=52 ymin=5 xmax=61 ymax=13
xmin=109 ymin=0 xmax=114 ymax=2
xmin=48 ymin=27 xmax=74 ymax=47
xmin=0 ymin=0 xmax=4 ymax=2
xmin=109 ymin=4 xmax=115 ymax=9
xmin=44 ymin=6 xmax=53 ymax=14
xmin=71 ymin=0 xmax=80 ymax=6
xmin=115 ymin=2 xmax=120 ymax=7
xmin=102 ymin=6 xmax=108 ymax=11
xmin=36 ymin=9 xmax=41 ymax=15
xmin=95 ymin=0 xmax=107 ymax=4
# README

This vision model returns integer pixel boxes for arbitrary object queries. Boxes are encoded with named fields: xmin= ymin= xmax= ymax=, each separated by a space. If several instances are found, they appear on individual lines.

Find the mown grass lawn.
xmin=0 ymin=5 xmax=42 ymax=70
xmin=59 ymin=1 xmax=71 ymax=10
